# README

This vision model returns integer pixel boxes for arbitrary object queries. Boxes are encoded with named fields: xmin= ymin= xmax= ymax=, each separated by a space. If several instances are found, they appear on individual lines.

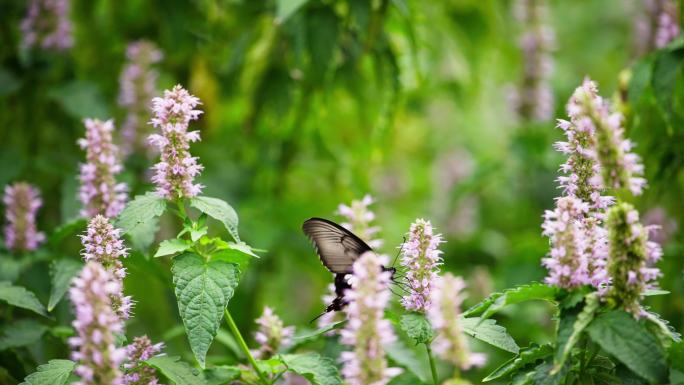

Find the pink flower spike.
xmin=3 ymin=182 xmax=45 ymax=252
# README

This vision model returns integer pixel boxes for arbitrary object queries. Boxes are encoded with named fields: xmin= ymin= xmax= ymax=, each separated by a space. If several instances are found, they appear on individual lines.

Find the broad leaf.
xmin=0 ymin=319 xmax=48 ymax=350
xmin=281 ymin=353 xmax=343 ymax=385
xmin=145 ymin=356 xmax=206 ymax=385
xmin=117 ymin=193 xmax=166 ymax=237
xmin=669 ymin=341 xmax=684 ymax=372
xmin=19 ymin=359 xmax=75 ymax=385
xmin=460 ymin=317 xmax=519 ymax=353
xmin=671 ymin=369 xmax=684 ymax=385
xmin=400 ymin=313 xmax=434 ymax=345
xmin=275 ymin=0 xmax=309 ymax=23
xmin=172 ymin=253 xmax=239 ymax=367
xmin=203 ymin=365 xmax=240 ymax=385
xmin=0 ymin=283 xmax=47 ymax=316
xmin=463 ymin=283 xmax=557 ymax=319
xmin=0 ymin=257 xmax=22 ymax=282
xmin=483 ymin=344 xmax=553 ymax=382
xmin=586 ymin=311 xmax=667 ymax=383
xmin=128 ymin=215 xmax=160 ymax=251
xmin=48 ymin=218 xmax=86 ymax=247
xmin=385 ymin=339 xmax=431 ymax=383
xmin=554 ymin=293 xmax=599 ymax=370
xmin=190 ymin=196 xmax=240 ymax=241
xmin=48 ymin=81 xmax=109 ymax=119
xmin=48 ymin=259 xmax=82 ymax=311
xmin=155 ymin=239 xmax=192 ymax=258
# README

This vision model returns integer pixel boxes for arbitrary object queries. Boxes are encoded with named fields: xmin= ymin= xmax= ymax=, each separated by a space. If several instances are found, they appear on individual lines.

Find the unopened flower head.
xmin=427 ymin=273 xmax=486 ymax=370
xmin=119 ymin=40 xmax=163 ymax=157
xmin=253 ymin=306 xmax=295 ymax=359
xmin=606 ymin=203 xmax=662 ymax=316
xmin=20 ymin=0 xmax=73 ymax=51
xmin=78 ymin=119 xmax=128 ymax=218
xmin=80 ymin=215 xmax=132 ymax=319
xmin=148 ymin=85 xmax=204 ymax=200
xmin=123 ymin=335 xmax=164 ymax=385
xmin=400 ymin=219 xmax=444 ymax=312
xmin=69 ymin=262 xmax=126 ymax=385
xmin=3 ymin=182 xmax=45 ymax=252
xmin=340 ymin=252 xmax=401 ymax=385
xmin=337 ymin=194 xmax=383 ymax=249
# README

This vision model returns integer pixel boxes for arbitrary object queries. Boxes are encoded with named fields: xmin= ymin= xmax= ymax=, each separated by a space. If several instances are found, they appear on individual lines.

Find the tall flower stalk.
xmin=123 ymin=336 xmax=164 ymax=385
xmin=253 ymin=306 xmax=295 ymax=359
xmin=20 ymin=0 xmax=73 ymax=51
xmin=3 ymin=182 xmax=45 ymax=253
xmin=336 ymin=194 xmax=383 ymax=249
xmin=340 ymin=252 xmax=401 ymax=385
xmin=119 ymin=41 xmax=163 ymax=157
xmin=78 ymin=118 xmax=128 ymax=218
xmin=148 ymin=85 xmax=204 ymax=200
xmin=400 ymin=219 xmax=444 ymax=312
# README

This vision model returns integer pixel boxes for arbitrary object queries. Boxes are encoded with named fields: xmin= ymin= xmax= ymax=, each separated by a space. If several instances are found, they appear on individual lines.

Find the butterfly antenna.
xmin=391 ymin=236 xmax=406 ymax=268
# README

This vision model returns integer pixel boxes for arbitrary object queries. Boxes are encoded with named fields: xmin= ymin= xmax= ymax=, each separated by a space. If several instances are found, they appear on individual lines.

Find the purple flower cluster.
xmin=253 ymin=306 xmax=295 ymax=359
xmin=513 ymin=0 xmax=555 ymax=121
xmin=80 ymin=215 xmax=132 ymax=320
xmin=78 ymin=119 xmax=128 ymax=218
xmin=119 ymin=41 xmax=163 ymax=157
xmin=337 ymin=195 xmax=383 ymax=249
xmin=148 ymin=85 xmax=204 ymax=200
xmin=655 ymin=0 xmax=680 ymax=48
xmin=69 ymin=262 xmax=126 ymax=385
xmin=20 ymin=0 xmax=73 ymax=51
xmin=3 ymin=182 xmax=45 ymax=252
xmin=340 ymin=252 xmax=401 ymax=385
xmin=427 ymin=273 xmax=486 ymax=370
xmin=400 ymin=219 xmax=444 ymax=312
xmin=123 ymin=335 xmax=164 ymax=385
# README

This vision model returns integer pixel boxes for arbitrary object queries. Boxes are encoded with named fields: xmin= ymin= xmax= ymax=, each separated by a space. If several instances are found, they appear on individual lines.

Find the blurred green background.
xmin=1 ymin=0 xmax=683 ymax=382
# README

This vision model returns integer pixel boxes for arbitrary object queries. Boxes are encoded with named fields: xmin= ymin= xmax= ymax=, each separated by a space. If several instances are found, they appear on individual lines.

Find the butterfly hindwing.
xmin=302 ymin=217 xmax=373 ymax=274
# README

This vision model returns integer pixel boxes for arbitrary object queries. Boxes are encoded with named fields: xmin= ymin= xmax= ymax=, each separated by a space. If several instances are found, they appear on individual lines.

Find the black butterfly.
xmin=302 ymin=217 xmax=397 ymax=318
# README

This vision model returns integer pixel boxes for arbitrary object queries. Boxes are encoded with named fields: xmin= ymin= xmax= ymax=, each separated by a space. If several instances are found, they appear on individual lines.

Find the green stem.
xmin=176 ymin=199 xmax=188 ymax=219
xmin=425 ymin=342 xmax=440 ymax=385
xmin=224 ymin=309 xmax=270 ymax=385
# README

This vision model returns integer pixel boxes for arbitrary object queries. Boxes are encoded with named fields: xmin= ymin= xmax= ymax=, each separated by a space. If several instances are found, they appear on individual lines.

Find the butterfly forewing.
xmin=302 ymin=217 xmax=372 ymax=274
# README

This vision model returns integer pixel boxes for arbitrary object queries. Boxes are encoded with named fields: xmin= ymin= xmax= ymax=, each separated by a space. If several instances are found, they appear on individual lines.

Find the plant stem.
xmin=425 ymin=342 xmax=440 ymax=385
xmin=224 ymin=308 xmax=270 ymax=385
xmin=176 ymin=199 xmax=188 ymax=219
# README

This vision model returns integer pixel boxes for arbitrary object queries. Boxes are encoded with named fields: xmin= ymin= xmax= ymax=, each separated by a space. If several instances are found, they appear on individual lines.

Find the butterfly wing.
xmin=302 ymin=217 xmax=373 ymax=274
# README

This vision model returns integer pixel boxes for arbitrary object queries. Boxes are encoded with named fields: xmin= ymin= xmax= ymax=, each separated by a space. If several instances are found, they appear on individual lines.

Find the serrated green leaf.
xmin=203 ymin=365 xmax=240 ymax=385
xmin=155 ymin=238 xmax=192 ymax=258
xmin=400 ymin=313 xmax=434 ymax=345
xmin=19 ymin=359 xmax=75 ymax=385
xmin=275 ymin=0 xmax=309 ymax=23
xmin=643 ymin=311 xmax=681 ymax=346
xmin=463 ymin=283 xmax=557 ymax=319
xmin=145 ymin=356 xmax=206 ymax=385
xmin=554 ymin=293 xmax=599 ymax=371
xmin=281 ymin=353 xmax=342 ymax=385
xmin=190 ymin=196 xmax=240 ymax=241
xmin=211 ymin=246 xmax=255 ymax=276
xmin=460 ymin=317 xmax=519 ymax=353
xmin=0 ymin=319 xmax=48 ymax=350
xmin=483 ymin=344 xmax=553 ymax=382
xmin=116 ymin=193 xmax=166 ymax=237
xmin=586 ymin=311 xmax=667 ymax=383
xmin=128 ymin=215 xmax=160 ymax=252
xmin=172 ymin=253 xmax=240 ymax=367
xmin=48 ymin=259 xmax=82 ymax=311
xmin=531 ymin=361 xmax=567 ymax=385
xmin=0 ymin=283 xmax=47 ymax=316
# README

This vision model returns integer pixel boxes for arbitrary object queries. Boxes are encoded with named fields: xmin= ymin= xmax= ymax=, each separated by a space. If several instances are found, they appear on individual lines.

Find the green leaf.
xmin=203 ymin=365 xmax=240 ymax=385
xmin=0 ymin=283 xmax=47 ymax=316
xmin=483 ymin=344 xmax=553 ymax=382
xmin=400 ymin=313 xmax=434 ymax=345
xmin=281 ymin=353 xmax=342 ymax=385
xmin=145 ymin=356 xmax=206 ymax=385
xmin=460 ymin=317 xmax=519 ymax=353
xmin=671 ymin=369 xmax=684 ymax=385
xmin=275 ymin=0 xmax=309 ymax=24
xmin=48 ymin=259 xmax=82 ymax=311
xmin=586 ymin=311 xmax=667 ymax=383
xmin=651 ymin=49 xmax=684 ymax=123
xmin=190 ymin=196 xmax=240 ymax=241
xmin=0 ymin=257 xmax=22 ymax=282
xmin=669 ymin=341 xmax=684 ymax=372
xmin=128 ymin=215 xmax=160 ymax=252
xmin=0 ymin=320 xmax=48 ymax=350
xmin=19 ymin=359 xmax=75 ymax=385
xmin=643 ymin=311 xmax=681 ymax=346
xmin=462 ymin=283 xmax=557 ymax=319
xmin=48 ymin=81 xmax=109 ymax=119
xmin=306 ymin=7 xmax=339 ymax=84
xmin=155 ymin=239 xmax=192 ymax=258
xmin=116 ymin=193 xmax=166 ymax=237
xmin=292 ymin=320 xmax=346 ymax=347
xmin=554 ymin=293 xmax=599 ymax=370
xmin=0 ymin=67 xmax=21 ymax=96
xmin=48 ymin=218 xmax=87 ymax=247
xmin=385 ymin=340 xmax=431 ymax=383
xmin=171 ymin=253 xmax=240 ymax=367
xmin=531 ymin=361 xmax=567 ymax=385
xmin=211 ymin=246 xmax=256 ymax=276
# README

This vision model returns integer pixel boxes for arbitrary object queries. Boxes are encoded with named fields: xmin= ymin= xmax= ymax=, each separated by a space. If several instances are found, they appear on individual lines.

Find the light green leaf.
xmin=275 ymin=0 xmax=309 ymax=23
xmin=172 ymin=253 xmax=240 ymax=367
xmin=292 ymin=320 xmax=346 ymax=347
xmin=460 ymin=317 xmax=519 ymax=354
xmin=385 ymin=339 xmax=431 ymax=383
xmin=643 ymin=289 xmax=670 ymax=296
xmin=0 ymin=283 xmax=47 ymax=316
xmin=483 ymin=344 xmax=553 ymax=382
xmin=48 ymin=259 xmax=82 ymax=311
xmin=116 ymin=193 xmax=166 ymax=237
xmin=671 ymin=369 xmax=684 ymax=385
xmin=128 ymin=215 xmax=160 ymax=252
xmin=190 ymin=196 xmax=240 ymax=241
xmin=0 ymin=257 xmax=22 ymax=282
xmin=212 ymin=247 xmax=254 ymax=276
xmin=48 ymin=81 xmax=109 ymax=119
xmin=463 ymin=283 xmax=557 ymax=319
xmin=19 ymin=359 xmax=75 ymax=385
xmin=0 ymin=320 xmax=48 ymax=350
xmin=400 ymin=313 xmax=434 ymax=345
xmin=155 ymin=239 xmax=192 ymax=258
xmin=281 ymin=353 xmax=342 ymax=385
xmin=586 ymin=311 xmax=667 ymax=383
xmin=145 ymin=356 xmax=206 ymax=385
xmin=554 ymin=293 xmax=599 ymax=371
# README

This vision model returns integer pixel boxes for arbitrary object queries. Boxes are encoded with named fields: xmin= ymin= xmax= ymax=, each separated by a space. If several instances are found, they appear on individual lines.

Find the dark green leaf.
xmin=275 ymin=0 xmax=310 ymax=24
xmin=145 ymin=356 xmax=206 ymax=385
xmin=555 ymin=293 xmax=599 ymax=370
xmin=19 ymin=359 xmax=75 ymax=385
xmin=463 ymin=283 xmax=557 ymax=319
xmin=190 ymin=196 xmax=240 ymax=241
xmin=0 ymin=68 xmax=20 ymax=96
xmin=48 ymin=81 xmax=109 ymax=119
xmin=651 ymin=49 xmax=684 ymax=122
xmin=460 ymin=317 xmax=519 ymax=353
xmin=48 ymin=218 xmax=87 ymax=247
xmin=154 ymin=239 xmax=192 ymax=258
xmin=306 ymin=7 xmax=339 ymax=84
xmin=281 ymin=353 xmax=342 ymax=385
xmin=0 ymin=282 xmax=47 ymax=316
xmin=0 ymin=320 xmax=48 ymax=350
xmin=400 ymin=313 xmax=434 ymax=345
xmin=203 ymin=365 xmax=240 ymax=385
xmin=669 ymin=341 xmax=684 ymax=372
xmin=483 ymin=344 xmax=553 ymax=382
xmin=48 ymin=259 xmax=82 ymax=311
